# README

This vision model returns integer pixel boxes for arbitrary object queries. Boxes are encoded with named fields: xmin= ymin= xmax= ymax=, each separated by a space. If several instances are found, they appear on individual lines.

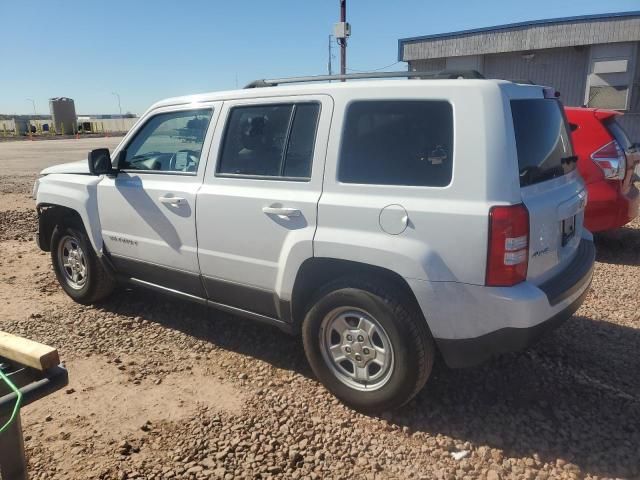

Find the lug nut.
xmin=346 ymin=335 xmax=353 ymax=341
xmin=345 ymin=346 xmax=351 ymax=353
xmin=357 ymin=335 xmax=364 ymax=342
xmin=355 ymin=354 xmax=361 ymax=361
xmin=363 ymin=348 xmax=370 ymax=355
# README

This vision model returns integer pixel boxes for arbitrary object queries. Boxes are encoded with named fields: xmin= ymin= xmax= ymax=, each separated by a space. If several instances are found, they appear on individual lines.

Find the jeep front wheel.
xmin=51 ymin=225 xmax=115 ymax=304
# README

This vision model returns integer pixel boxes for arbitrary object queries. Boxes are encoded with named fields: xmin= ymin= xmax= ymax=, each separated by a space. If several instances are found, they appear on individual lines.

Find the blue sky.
xmin=1 ymin=0 xmax=638 ymax=115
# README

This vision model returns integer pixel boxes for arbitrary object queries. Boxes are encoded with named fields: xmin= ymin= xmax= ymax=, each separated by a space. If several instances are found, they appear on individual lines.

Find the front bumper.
xmin=408 ymin=238 xmax=595 ymax=368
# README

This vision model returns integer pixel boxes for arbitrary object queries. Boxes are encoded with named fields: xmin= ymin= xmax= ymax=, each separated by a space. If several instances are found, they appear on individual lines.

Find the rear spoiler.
xmin=593 ymin=109 xmax=622 ymax=121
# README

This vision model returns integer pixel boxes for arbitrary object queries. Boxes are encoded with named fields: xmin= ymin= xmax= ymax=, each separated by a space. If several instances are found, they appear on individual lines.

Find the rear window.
xmin=338 ymin=100 xmax=453 ymax=187
xmin=511 ymin=99 xmax=575 ymax=187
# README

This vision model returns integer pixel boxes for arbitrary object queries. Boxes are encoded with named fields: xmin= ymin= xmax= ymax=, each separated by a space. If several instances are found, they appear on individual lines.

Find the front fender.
xmin=36 ymin=174 xmax=103 ymax=252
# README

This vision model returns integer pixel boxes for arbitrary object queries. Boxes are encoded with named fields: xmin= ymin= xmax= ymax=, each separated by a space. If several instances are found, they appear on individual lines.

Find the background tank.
xmin=49 ymin=97 xmax=77 ymax=134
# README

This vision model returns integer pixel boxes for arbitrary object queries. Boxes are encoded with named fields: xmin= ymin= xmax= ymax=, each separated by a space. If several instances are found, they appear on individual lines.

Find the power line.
xmin=346 ymin=61 xmax=403 ymax=73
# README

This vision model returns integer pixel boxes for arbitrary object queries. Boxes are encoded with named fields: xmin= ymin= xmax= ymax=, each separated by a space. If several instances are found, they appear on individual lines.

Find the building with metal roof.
xmin=398 ymin=11 xmax=640 ymax=139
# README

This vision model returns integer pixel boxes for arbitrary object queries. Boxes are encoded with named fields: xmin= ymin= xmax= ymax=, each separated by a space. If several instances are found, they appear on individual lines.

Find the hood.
xmin=41 ymin=159 xmax=90 ymax=175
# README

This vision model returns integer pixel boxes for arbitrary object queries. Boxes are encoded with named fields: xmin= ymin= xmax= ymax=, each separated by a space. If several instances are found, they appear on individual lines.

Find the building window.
xmin=585 ymin=58 xmax=630 ymax=111
xmin=587 ymin=85 xmax=628 ymax=110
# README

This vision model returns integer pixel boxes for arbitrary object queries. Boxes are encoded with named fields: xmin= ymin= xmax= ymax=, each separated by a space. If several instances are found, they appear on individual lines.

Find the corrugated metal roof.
xmin=398 ymin=11 xmax=640 ymax=61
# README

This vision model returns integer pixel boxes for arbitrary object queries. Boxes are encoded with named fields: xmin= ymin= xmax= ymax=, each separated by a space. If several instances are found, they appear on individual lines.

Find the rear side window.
xmin=338 ymin=101 xmax=454 ymax=187
xmin=511 ymin=99 xmax=575 ymax=187
xmin=217 ymin=103 xmax=320 ymax=179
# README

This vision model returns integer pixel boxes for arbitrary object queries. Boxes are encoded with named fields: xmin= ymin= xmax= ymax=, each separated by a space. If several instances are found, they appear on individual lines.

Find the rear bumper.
xmin=585 ymin=181 xmax=639 ymax=232
xmin=436 ymin=285 xmax=589 ymax=368
xmin=407 ymin=238 xmax=595 ymax=368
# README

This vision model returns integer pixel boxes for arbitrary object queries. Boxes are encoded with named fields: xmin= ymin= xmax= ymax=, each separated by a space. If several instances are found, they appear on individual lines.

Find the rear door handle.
xmin=262 ymin=206 xmax=301 ymax=217
xmin=159 ymin=196 xmax=186 ymax=206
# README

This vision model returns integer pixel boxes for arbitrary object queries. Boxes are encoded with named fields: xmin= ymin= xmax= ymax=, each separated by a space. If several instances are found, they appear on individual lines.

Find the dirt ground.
xmin=0 ymin=138 xmax=639 ymax=480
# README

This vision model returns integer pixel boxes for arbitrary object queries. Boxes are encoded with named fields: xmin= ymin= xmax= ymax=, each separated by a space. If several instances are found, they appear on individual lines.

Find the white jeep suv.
xmin=34 ymin=72 xmax=595 ymax=411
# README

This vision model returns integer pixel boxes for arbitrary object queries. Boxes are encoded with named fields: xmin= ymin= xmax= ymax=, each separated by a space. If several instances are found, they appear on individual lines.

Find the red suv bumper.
xmin=585 ymin=180 xmax=640 ymax=232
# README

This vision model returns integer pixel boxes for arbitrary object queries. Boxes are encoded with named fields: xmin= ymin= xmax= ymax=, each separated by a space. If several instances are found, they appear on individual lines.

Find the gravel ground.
xmin=0 ymin=164 xmax=638 ymax=479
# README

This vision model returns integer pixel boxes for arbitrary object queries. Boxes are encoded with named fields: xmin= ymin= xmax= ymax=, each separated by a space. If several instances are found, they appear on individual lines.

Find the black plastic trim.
xmin=278 ymin=299 xmax=293 ymax=325
xmin=122 ymin=277 xmax=292 ymax=333
xmin=36 ymin=210 xmax=47 ymax=251
xmin=206 ymin=300 xmax=292 ymax=333
xmin=35 ymin=207 xmax=56 ymax=252
xmin=110 ymin=254 xmax=206 ymax=298
xmin=436 ymin=283 xmax=590 ymax=369
xmin=127 ymin=277 xmax=208 ymax=305
xmin=108 ymin=256 xmax=292 ymax=326
xmin=538 ymin=238 xmax=595 ymax=306
xmin=202 ymin=276 xmax=280 ymax=319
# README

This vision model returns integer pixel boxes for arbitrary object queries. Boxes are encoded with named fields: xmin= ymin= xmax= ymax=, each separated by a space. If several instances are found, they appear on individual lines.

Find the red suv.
xmin=565 ymin=107 xmax=639 ymax=232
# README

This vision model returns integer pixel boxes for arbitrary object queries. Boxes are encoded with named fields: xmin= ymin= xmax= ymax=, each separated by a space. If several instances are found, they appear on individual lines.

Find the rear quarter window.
xmin=338 ymin=100 xmax=453 ymax=187
xmin=511 ymin=99 xmax=576 ymax=187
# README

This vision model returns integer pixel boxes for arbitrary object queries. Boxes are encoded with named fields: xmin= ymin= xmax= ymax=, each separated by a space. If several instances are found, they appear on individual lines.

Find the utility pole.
xmin=112 ymin=92 xmax=123 ymax=132
xmin=328 ymin=35 xmax=333 ymax=75
xmin=333 ymin=0 xmax=350 ymax=81
xmin=339 ymin=0 xmax=346 ymax=76
xmin=25 ymin=98 xmax=36 ymax=116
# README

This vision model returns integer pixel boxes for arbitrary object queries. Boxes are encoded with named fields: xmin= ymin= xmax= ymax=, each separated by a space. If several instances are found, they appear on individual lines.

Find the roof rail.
xmin=244 ymin=70 xmax=485 ymax=88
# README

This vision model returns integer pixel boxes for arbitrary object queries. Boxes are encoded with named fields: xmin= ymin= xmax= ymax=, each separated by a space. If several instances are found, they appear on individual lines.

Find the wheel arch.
xmin=37 ymin=204 xmax=93 ymax=252
xmin=290 ymin=257 xmax=430 ymax=334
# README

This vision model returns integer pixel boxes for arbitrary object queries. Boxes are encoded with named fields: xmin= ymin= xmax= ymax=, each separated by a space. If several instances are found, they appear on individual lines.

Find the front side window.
xmin=120 ymin=108 xmax=213 ymax=173
xmin=217 ymin=103 xmax=320 ymax=179
xmin=338 ymin=100 xmax=454 ymax=187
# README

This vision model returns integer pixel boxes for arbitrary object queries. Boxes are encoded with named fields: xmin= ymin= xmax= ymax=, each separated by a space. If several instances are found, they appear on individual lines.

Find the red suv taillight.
xmin=591 ymin=140 xmax=626 ymax=180
xmin=486 ymin=204 xmax=529 ymax=287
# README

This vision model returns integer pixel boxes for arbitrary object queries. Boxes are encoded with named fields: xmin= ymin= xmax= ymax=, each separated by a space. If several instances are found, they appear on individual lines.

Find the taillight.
xmin=591 ymin=140 xmax=626 ymax=180
xmin=486 ymin=204 xmax=529 ymax=287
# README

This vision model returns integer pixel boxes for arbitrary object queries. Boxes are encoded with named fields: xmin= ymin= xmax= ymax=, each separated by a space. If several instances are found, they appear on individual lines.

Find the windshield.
xmin=511 ymin=99 xmax=576 ymax=187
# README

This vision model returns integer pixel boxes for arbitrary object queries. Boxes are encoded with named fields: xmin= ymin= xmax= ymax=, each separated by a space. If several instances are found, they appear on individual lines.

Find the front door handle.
xmin=262 ymin=206 xmax=301 ymax=217
xmin=159 ymin=196 xmax=186 ymax=206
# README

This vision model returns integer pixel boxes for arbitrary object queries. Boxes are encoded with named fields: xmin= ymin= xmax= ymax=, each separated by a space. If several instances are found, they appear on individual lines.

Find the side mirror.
xmin=88 ymin=148 xmax=114 ymax=175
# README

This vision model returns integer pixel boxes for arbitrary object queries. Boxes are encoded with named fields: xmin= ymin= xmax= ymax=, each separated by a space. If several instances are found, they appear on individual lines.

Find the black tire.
xmin=50 ymin=224 xmax=115 ymax=304
xmin=302 ymin=276 xmax=435 ymax=412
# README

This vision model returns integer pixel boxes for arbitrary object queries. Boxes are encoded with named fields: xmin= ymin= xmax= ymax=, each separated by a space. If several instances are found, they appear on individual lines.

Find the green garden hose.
xmin=0 ymin=368 xmax=22 ymax=434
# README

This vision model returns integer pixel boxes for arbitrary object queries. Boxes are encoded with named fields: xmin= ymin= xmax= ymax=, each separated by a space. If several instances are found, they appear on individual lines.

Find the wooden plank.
xmin=0 ymin=331 xmax=59 ymax=371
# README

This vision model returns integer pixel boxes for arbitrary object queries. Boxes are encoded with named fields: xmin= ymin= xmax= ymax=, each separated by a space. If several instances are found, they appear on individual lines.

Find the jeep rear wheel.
xmin=302 ymin=277 xmax=434 ymax=412
xmin=51 ymin=225 xmax=115 ymax=304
